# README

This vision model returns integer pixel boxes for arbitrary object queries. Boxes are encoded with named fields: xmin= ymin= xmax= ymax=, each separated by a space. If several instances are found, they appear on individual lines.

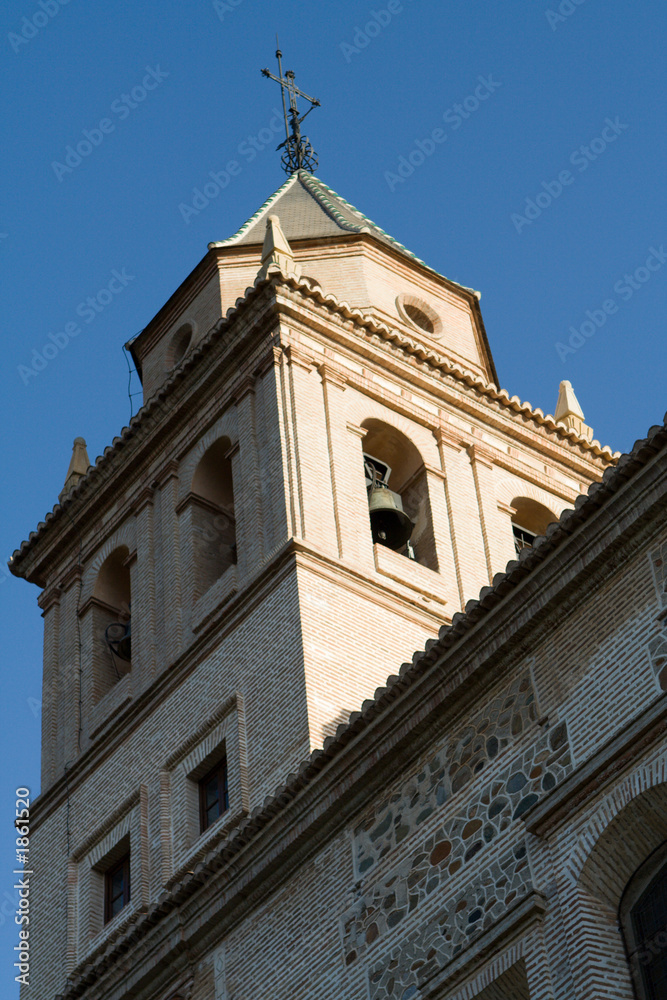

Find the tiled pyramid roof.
xmin=209 ymin=170 xmax=427 ymax=265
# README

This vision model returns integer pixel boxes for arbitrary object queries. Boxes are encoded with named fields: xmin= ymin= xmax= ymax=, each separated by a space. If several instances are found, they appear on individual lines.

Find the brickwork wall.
xmin=213 ymin=527 xmax=667 ymax=1000
xmin=23 ymin=518 xmax=665 ymax=1000
xmin=27 ymin=570 xmax=311 ymax=999
xmin=18 ymin=245 xmax=622 ymax=1000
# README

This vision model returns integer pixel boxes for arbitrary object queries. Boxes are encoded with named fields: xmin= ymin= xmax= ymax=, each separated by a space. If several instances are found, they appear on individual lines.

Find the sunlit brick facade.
xmin=11 ymin=172 xmax=666 ymax=1000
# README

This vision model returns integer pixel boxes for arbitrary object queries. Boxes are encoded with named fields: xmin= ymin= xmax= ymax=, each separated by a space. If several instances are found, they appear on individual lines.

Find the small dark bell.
xmin=105 ymin=620 xmax=132 ymax=661
xmin=368 ymin=485 xmax=414 ymax=550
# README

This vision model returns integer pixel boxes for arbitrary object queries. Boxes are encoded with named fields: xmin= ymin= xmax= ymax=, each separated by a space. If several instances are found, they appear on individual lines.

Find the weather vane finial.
xmin=261 ymin=38 xmax=320 ymax=175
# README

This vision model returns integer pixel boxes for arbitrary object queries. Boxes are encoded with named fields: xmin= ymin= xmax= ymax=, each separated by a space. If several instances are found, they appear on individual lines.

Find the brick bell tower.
xmin=11 ymin=169 xmax=616 ymax=998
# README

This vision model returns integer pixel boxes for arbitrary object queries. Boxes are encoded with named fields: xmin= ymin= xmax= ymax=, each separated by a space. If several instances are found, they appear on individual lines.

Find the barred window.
xmin=199 ymin=758 xmax=229 ymax=833
xmin=104 ymin=853 xmax=130 ymax=924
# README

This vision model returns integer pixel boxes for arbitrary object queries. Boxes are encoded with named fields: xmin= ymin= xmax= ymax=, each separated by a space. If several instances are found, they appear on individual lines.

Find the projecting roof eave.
xmin=9 ymin=269 xmax=618 ymax=583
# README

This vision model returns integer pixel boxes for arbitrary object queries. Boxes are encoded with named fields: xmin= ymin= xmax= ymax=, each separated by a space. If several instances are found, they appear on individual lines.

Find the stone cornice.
xmin=10 ymin=273 xmax=615 ymax=583
xmin=466 ymin=442 xmax=495 ymax=469
xmin=269 ymin=277 xmax=615 ymax=457
xmin=274 ymin=286 xmax=615 ymax=485
xmin=131 ymin=486 xmax=154 ymax=515
xmin=283 ymin=343 xmax=316 ymax=371
xmin=77 ymin=594 xmax=125 ymax=619
xmin=38 ymin=583 xmax=61 ymax=612
xmin=317 ymin=360 xmax=348 ymax=388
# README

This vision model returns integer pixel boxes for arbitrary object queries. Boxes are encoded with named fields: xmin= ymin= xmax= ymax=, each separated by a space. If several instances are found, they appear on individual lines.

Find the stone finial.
xmin=257 ymin=214 xmax=300 ymax=280
xmin=554 ymin=380 xmax=593 ymax=441
xmin=60 ymin=437 xmax=90 ymax=499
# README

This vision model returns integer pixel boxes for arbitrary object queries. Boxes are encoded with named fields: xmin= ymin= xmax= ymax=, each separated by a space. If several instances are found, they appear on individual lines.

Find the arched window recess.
xmin=361 ymin=419 xmax=438 ymax=571
xmin=189 ymin=439 xmax=237 ymax=599
xmin=510 ymin=497 xmax=557 ymax=556
xmin=620 ymin=840 xmax=667 ymax=1000
xmin=91 ymin=546 xmax=133 ymax=700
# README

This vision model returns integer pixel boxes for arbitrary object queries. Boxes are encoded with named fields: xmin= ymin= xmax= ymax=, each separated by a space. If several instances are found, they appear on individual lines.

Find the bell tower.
xmin=10 ymin=168 xmax=616 ymax=999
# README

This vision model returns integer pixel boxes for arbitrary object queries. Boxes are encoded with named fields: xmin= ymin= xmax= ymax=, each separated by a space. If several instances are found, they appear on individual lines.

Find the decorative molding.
xmin=38 ymin=583 xmax=62 ymax=612
xmin=466 ymin=442 xmax=495 ymax=469
xmin=164 ymin=694 xmax=239 ymax=771
xmin=435 ymin=423 xmax=467 ymax=452
xmin=72 ymin=788 xmax=140 ymax=863
xmin=153 ymin=459 xmax=180 ymax=490
xmin=232 ymin=374 xmax=256 ymax=403
xmin=422 ymin=463 xmax=446 ymax=482
xmin=78 ymin=593 xmax=126 ymax=619
xmin=318 ymin=361 xmax=348 ymax=388
xmin=253 ymin=344 xmax=283 ymax=379
xmin=58 ymin=563 xmax=83 ymax=593
xmin=284 ymin=344 xmax=316 ymax=371
xmin=497 ymin=500 xmax=517 ymax=517
xmin=131 ymin=486 xmax=155 ymax=515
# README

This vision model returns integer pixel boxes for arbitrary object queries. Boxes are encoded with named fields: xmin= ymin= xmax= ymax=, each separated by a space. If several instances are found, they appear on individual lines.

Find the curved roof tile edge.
xmin=208 ymin=173 xmax=298 ymax=248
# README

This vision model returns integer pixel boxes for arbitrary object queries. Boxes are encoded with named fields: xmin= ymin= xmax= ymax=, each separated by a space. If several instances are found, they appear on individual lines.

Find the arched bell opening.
xmin=510 ymin=497 xmax=557 ymax=555
xmin=191 ymin=438 xmax=237 ymax=599
xmin=93 ymin=546 xmax=132 ymax=696
xmin=361 ymin=419 xmax=438 ymax=571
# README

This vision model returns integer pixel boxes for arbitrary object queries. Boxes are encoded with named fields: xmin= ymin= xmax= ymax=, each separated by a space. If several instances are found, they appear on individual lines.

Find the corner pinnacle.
xmin=554 ymin=380 xmax=593 ymax=441
xmin=60 ymin=437 xmax=91 ymax=500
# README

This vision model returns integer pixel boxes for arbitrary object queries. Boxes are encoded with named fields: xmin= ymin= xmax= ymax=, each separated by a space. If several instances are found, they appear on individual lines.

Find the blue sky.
xmin=1 ymin=0 xmax=665 ymax=991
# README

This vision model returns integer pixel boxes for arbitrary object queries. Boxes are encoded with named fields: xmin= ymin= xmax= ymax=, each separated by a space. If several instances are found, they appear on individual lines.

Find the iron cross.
xmin=261 ymin=43 xmax=321 ymax=174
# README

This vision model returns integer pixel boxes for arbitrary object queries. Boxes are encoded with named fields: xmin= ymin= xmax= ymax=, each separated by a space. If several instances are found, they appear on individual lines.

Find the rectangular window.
xmin=104 ymin=854 xmax=130 ymax=923
xmin=199 ymin=759 xmax=229 ymax=833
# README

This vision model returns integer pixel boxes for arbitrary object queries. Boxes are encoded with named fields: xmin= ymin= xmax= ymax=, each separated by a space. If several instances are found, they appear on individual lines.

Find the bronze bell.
xmin=105 ymin=620 xmax=132 ymax=661
xmin=368 ymin=484 xmax=414 ymax=550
